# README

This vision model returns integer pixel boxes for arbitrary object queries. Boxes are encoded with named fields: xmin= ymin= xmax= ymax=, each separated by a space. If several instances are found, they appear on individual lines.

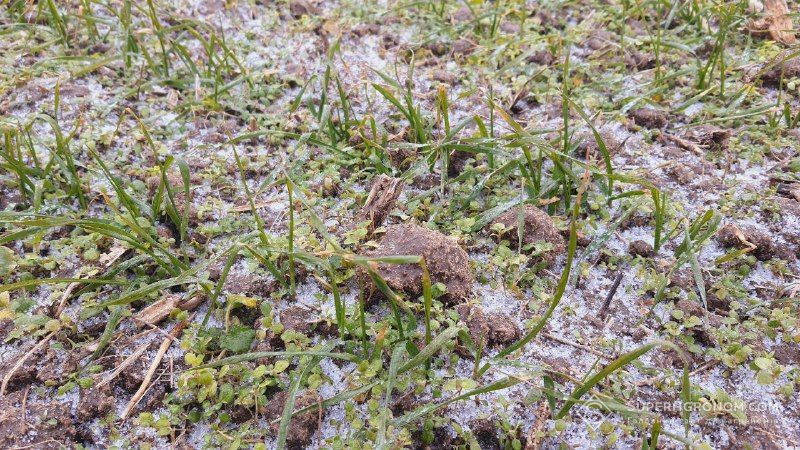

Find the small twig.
xmin=21 ymin=386 xmax=30 ymax=428
xmin=133 ymin=294 xmax=202 ymax=329
xmin=120 ymin=319 xmax=190 ymax=420
xmin=1 ymin=331 xmax=57 ymax=396
xmin=661 ymin=133 xmax=703 ymax=155
xmin=690 ymin=360 xmax=717 ymax=376
xmin=53 ymin=282 xmax=81 ymax=317
xmin=599 ymin=272 xmax=624 ymax=318
xmin=97 ymin=341 xmax=151 ymax=388
xmin=542 ymin=332 xmax=617 ymax=360
xmin=636 ymin=359 xmax=717 ymax=387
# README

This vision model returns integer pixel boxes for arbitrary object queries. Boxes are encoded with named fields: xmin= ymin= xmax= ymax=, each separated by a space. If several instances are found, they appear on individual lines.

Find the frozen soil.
xmin=1 ymin=0 xmax=799 ymax=449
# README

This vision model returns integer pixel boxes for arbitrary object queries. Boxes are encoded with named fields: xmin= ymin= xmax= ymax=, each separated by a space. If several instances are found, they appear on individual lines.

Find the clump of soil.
xmin=629 ymin=108 xmax=668 ymax=129
xmin=773 ymin=342 xmax=800 ymax=365
xmin=629 ymin=240 xmax=655 ymax=257
xmin=452 ymin=38 xmax=475 ymax=56
xmin=716 ymin=223 xmax=795 ymax=262
xmin=489 ymin=205 xmax=566 ymax=267
xmin=745 ymin=0 xmax=797 ymax=45
xmin=665 ymin=162 xmax=699 ymax=185
xmin=574 ymin=130 xmax=623 ymax=160
xmin=619 ymin=214 xmax=651 ymax=230
xmin=425 ymin=42 xmax=448 ymax=57
xmin=264 ymin=391 xmax=323 ymax=449
xmin=412 ymin=173 xmax=441 ymax=190
xmin=584 ymin=30 xmax=612 ymax=51
xmin=624 ymin=51 xmax=655 ymax=70
xmin=526 ymin=49 xmax=554 ymax=66
xmin=451 ymin=5 xmax=473 ymax=22
xmin=455 ymin=304 xmax=520 ymax=348
xmin=279 ymin=306 xmax=329 ymax=335
xmin=0 ymin=350 xmax=39 ymax=392
xmin=431 ymin=69 xmax=456 ymax=84
xmin=77 ymin=383 xmax=115 ymax=421
xmin=365 ymin=223 xmax=473 ymax=303
xmin=36 ymin=346 xmax=77 ymax=384
xmin=289 ymin=0 xmax=318 ymax=18
xmin=669 ymin=268 xmax=732 ymax=313
xmin=357 ymin=175 xmax=403 ymax=230
xmin=214 ymin=269 xmax=276 ymax=297
xmin=776 ymin=183 xmax=800 ymax=202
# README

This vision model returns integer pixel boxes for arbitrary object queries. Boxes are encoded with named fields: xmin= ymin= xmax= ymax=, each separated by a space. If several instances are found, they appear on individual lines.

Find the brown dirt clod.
xmin=575 ymin=130 xmax=622 ymax=160
xmin=386 ymin=146 xmax=416 ymax=170
xmin=630 ymin=108 xmax=668 ymax=129
xmin=77 ymin=383 xmax=115 ymax=421
xmin=455 ymin=304 xmax=521 ymax=348
xmin=526 ymin=49 xmax=554 ymax=66
xmin=490 ymin=205 xmax=566 ymax=267
xmin=773 ymin=343 xmax=800 ymax=365
xmin=365 ymin=223 xmax=474 ymax=304
xmin=289 ymin=0 xmax=318 ymax=19
xmin=629 ymin=240 xmax=655 ymax=258
xmin=745 ymin=0 xmax=796 ymax=45
xmin=451 ymin=6 xmax=473 ymax=23
xmin=469 ymin=417 xmax=501 ymax=449
xmin=452 ymin=38 xmax=475 ymax=56
xmin=624 ymin=51 xmax=655 ymax=70
xmin=717 ymin=223 xmax=795 ymax=262
xmin=0 ymin=350 xmax=39 ymax=393
xmin=447 ymin=150 xmax=473 ymax=177
xmin=279 ymin=306 xmax=323 ymax=335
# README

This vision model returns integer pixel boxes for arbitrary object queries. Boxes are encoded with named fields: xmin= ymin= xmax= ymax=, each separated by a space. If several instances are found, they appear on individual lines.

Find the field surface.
xmin=1 ymin=0 xmax=799 ymax=449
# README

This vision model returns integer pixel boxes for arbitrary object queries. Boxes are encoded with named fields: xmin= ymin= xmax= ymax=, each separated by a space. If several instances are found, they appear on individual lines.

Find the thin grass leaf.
xmin=643 ymin=417 xmax=662 ymax=450
xmin=376 ymin=346 xmax=405 ymax=448
xmin=194 ymin=349 xmax=359 ymax=370
xmin=555 ymin=342 xmax=659 ymax=419
xmin=391 ymin=376 xmax=522 ymax=428
xmin=0 ymin=277 xmax=128 ymax=293
xmin=486 ymin=171 xmax=587 ymax=367
xmin=89 ymin=306 xmax=126 ymax=361
xmin=98 ymin=263 xmax=205 ymax=308
xmin=567 ymin=98 xmax=615 ymax=205
xmin=276 ymin=344 xmax=331 ymax=450
xmin=282 ymin=381 xmax=379 ymax=420
xmin=398 ymin=325 xmax=461 ymax=373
